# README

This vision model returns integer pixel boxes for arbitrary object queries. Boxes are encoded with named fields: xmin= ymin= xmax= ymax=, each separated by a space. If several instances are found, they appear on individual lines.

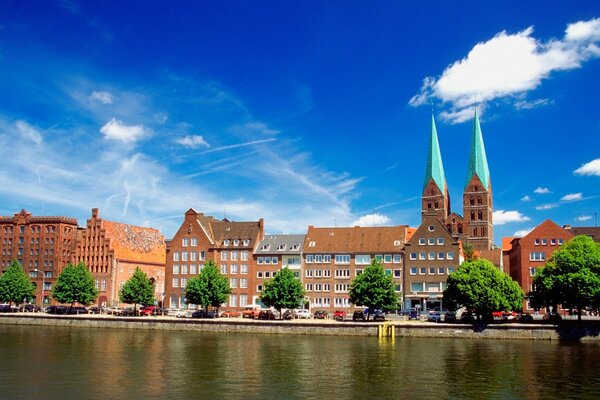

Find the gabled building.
xmin=253 ymin=234 xmax=305 ymax=307
xmin=164 ymin=209 xmax=264 ymax=310
xmin=302 ymin=225 xmax=407 ymax=312
xmin=505 ymin=219 xmax=573 ymax=310
xmin=75 ymin=208 xmax=166 ymax=307
xmin=563 ymin=225 xmax=600 ymax=243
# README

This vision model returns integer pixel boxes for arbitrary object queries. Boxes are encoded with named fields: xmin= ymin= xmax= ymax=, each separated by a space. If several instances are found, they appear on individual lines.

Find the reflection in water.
xmin=1 ymin=325 xmax=600 ymax=399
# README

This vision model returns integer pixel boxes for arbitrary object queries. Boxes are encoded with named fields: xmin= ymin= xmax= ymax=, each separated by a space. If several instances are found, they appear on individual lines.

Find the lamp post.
xmin=33 ymin=268 xmax=45 ymax=308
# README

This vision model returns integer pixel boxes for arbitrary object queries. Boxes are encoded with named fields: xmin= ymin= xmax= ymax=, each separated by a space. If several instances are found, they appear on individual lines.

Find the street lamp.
xmin=33 ymin=268 xmax=45 ymax=308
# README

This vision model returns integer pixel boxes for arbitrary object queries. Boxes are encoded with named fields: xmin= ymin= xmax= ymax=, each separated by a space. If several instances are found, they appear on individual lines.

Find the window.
xmin=411 ymin=282 xmax=424 ymax=292
xmin=306 ymin=255 xmax=314 ymax=263
xmin=355 ymin=255 xmax=370 ymax=265
xmin=558 ymin=239 xmax=564 ymax=245
xmin=323 ymin=255 xmax=332 ymax=263
xmin=243 ymin=239 xmax=250 ymax=246
xmin=410 ymin=267 xmax=417 ymax=275
xmin=181 ymin=252 xmax=188 ymax=261
xmin=334 ymin=269 xmax=350 ymax=278
xmin=551 ymin=239 xmax=557 ymax=246
xmin=438 ymin=267 xmax=445 ymax=275
xmin=305 ymin=269 xmax=313 ymax=278
xmin=240 ymin=278 xmax=248 ymax=288
xmin=315 ymin=254 xmax=322 ymax=263
xmin=257 ymin=271 xmax=264 ymax=278
xmin=264 ymin=257 xmax=271 ymax=265
xmin=231 ymin=251 xmax=238 ymax=261
xmin=541 ymin=239 xmax=547 ymax=246
xmin=230 ymin=278 xmax=238 ymax=288
xmin=239 ymin=294 xmax=247 ymax=307
xmin=221 ymin=264 xmax=228 ymax=274
xmin=428 ymin=252 xmax=435 ymax=260
xmin=306 ymin=284 xmax=313 ymax=291
xmin=191 ymin=237 xmax=198 ymax=246
xmin=438 ymin=252 xmax=445 ymax=260
xmin=410 ymin=252 xmax=417 ymax=260
xmin=199 ymin=251 xmax=206 ymax=261
xmin=190 ymin=264 xmax=197 ymax=275
xmin=182 ymin=238 xmax=189 ymax=247
xmin=437 ymin=238 xmax=444 ymax=245
xmin=529 ymin=267 xmax=537 ymax=276
xmin=258 ymin=257 xmax=264 ymax=265
xmin=419 ymin=252 xmax=426 ymax=260
xmin=229 ymin=294 xmax=238 ymax=307
xmin=393 ymin=254 xmax=401 ymax=264
xmin=173 ymin=252 xmax=180 ymax=261
xmin=223 ymin=240 xmax=230 ymax=246
xmin=309 ymin=241 xmax=316 ymax=247
xmin=265 ymin=272 xmax=271 ymax=278
xmin=426 ymin=282 xmax=440 ymax=292
xmin=448 ymin=267 xmax=455 ymax=274
xmin=383 ymin=254 xmax=392 ymax=264
xmin=221 ymin=251 xmax=229 ymax=261
xmin=419 ymin=238 xmax=426 ymax=245
xmin=173 ymin=264 xmax=180 ymax=275
xmin=172 ymin=278 xmax=179 ymax=288
xmin=323 ymin=269 xmax=331 ymax=277
xmin=271 ymin=257 xmax=278 ymax=264
xmin=335 ymin=255 xmax=350 ymax=264
xmin=535 ymin=239 xmax=540 ymax=246
xmin=375 ymin=255 xmax=383 ymax=262
xmin=291 ymin=244 xmax=300 ymax=251
xmin=190 ymin=252 xmax=197 ymax=261
xmin=429 ymin=267 xmax=436 ymax=275
xmin=180 ymin=277 xmax=187 ymax=288
xmin=241 ymin=250 xmax=248 ymax=261
xmin=181 ymin=264 xmax=188 ymax=274
xmin=419 ymin=267 xmax=426 ymax=275
xmin=428 ymin=238 xmax=435 ymax=245
xmin=447 ymin=252 xmax=454 ymax=260
xmin=233 ymin=239 xmax=240 ymax=246
xmin=257 ymin=285 xmax=263 ymax=292
xmin=277 ymin=244 xmax=286 ymax=251
xmin=355 ymin=269 xmax=364 ymax=276
xmin=529 ymin=252 xmax=545 ymax=261
xmin=230 ymin=264 xmax=238 ymax=274
xmin=315 ymin=269 xmax=322 ymax=277
xmin=393 ymin=269 xmax=401 ymax=278
xmin=241 ymin=264 xmax=248 ymax=274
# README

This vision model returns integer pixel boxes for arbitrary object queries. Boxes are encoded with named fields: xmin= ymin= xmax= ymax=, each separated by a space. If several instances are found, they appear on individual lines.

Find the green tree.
xmin=185 ymin=260 xmax=231 ymax=313
xmin=462 ymin=242 xmax=475 ymax=262
xmin=532 ymin=235 xmax=600 ymax=321
xmin=443 ymin=258 xmax=523 ymax=321
xmin=260 ymin=267 xmax=305 ymax=319
xmin=348 ymin=259 xmax=400 ymax=320
xmin=119 ymin=267 xmax=155 ymax=315
xmin=0 ymin=260 xmax=35 ymax=306
xmin=53 ymin=262 xmax=98 ymax=311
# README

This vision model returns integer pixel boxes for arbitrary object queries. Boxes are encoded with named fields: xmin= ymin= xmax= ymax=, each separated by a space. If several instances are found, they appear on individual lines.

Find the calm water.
xmin=1 ymin=325 xmax=600 ymax=399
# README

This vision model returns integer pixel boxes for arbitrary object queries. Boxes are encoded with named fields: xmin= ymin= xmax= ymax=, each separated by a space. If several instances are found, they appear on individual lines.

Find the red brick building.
xmin=0 ymin=209 xmax=78 ymax=305
xmin=164 ymin=209 xmax=264 ymax=310
xmin=505 ymin=219 xmax=573 ymax=310
xmin=75 ymin=208 xmax=166 ymax=307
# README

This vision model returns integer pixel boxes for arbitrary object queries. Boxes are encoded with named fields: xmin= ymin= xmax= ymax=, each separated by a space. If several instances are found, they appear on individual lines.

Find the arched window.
xmin=458 ymin=224 xmax=463 ymax=234
xmin=434 ymin=201 xmax=439 ymax=208
xmin=470 ymin=197 xmax=475 ymax=205
xmin=427 ymin=203 xmax=432 ymax=209
xmin=477 ymin=197 xmax=482 ymax=205
xmin=473 ymin=227 xmax=478 ymax=237
xmin=478 ymin=211 xmax=483 ymax=220
xmin=470 ymin=211 xmax=475 ymax=220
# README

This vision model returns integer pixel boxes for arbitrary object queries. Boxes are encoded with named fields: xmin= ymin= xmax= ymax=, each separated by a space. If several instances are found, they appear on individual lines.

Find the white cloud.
xmin=521 ymin=195 xmax=532 ymax=202
xmin=15 ymin=120 xmax=43 ymax=144
xmin=100 ymin=118 xmax=148 ymax=143
xmin=513 ymin=227 xmax=534 ymax=237
xmin=577 ymin=215 xmax=592 ymax=221
xmin=409 ymin=18 xmax=600 ymax=123
xmin=493 ymin=210 xmax=531 ymax=225
xmin=561 ymin=192 xmax=583 ymax=201
xmin=534 ymin=187 xmax=551 ymax=194
xmin=536 ymin=203 xmax=558 ymax=210
xmin=230 ymin=121 xmax=281 ymax=136
xmin=176 ymin=135 xmax=210 ymax=149
xmin=90 ymin=91 xmax=114 ymax=104
xmin=574 ymin=158 xmax=600 ymax=176
xmin=351 ymin=214 xmax=391 ymax=227
xmin=514 ymin=98 xmax=554 ymax=110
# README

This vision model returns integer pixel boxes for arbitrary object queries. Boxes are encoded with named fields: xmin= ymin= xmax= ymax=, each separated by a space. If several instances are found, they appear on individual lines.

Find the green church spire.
xmin=423 ymin=115 xmax=447 ymax=193
xmin=465 ymin=110 xmax=491 ymax=190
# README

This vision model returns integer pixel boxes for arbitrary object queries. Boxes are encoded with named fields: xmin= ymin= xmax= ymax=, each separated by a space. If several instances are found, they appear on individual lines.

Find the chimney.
xmin=92 ymin=208 xmax=99 ymax=218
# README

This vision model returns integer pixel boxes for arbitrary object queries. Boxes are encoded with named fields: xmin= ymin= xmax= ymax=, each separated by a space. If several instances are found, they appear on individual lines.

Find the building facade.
xmin=302 ymin=225 xmax=406 ymax=312
xmin=0 ymin=209 xmax=78 ymax=305
xmin=75 ymin=208 xmax=166 ymax=307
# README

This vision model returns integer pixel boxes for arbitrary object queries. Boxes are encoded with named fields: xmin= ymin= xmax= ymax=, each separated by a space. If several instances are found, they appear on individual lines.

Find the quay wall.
xmin=0 ymin=314 xmax=598 ymax=341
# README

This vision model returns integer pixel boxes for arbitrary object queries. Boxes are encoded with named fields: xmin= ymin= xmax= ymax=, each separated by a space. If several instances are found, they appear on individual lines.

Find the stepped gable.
xmin=102 ymin=220 xmax=165 ymax=263
xmin=304 ymin=225 xmax=407 ymax=253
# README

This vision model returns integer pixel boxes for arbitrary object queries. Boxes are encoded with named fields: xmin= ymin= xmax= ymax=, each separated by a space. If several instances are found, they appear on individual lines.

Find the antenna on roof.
xmin=334 ymin=219 xmax=337 ymax=228
xmin=224 ymin=207 xmax=227 ymax=220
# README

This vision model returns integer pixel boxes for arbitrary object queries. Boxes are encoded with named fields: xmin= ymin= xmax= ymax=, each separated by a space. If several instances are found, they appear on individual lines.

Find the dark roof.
xmin=255 ymin=234 xmax=306 ymax=255
xmin=566 ymin=227 xmax=600 ymax=243
xmin=304 ymin=226 xmax=407 ymax=253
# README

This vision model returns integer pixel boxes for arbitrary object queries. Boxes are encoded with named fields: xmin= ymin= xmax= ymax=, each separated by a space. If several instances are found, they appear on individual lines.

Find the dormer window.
xmin=291 ymin=244 xmax=300 ymax=251
xmin=261 ymin=244 xmax=270 ymax=251
xmin=223 ymin=240 xmax=230 ymax=246
xmin=243 ymin=239 xmax=250 ymax=246
xmin=233 ymin=239 xmax=240 ymax=246
xmin=277 ymin=244 xmax=286 ymax=251
xmin=309 ymin=241 xmax=316 ymax=247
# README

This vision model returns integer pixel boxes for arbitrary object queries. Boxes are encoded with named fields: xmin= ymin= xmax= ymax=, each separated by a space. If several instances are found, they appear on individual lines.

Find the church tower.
xmin=463 ymin=111 xmax=493 ymax=250
xmin=422 ymin=115 xmax=450 ymax=223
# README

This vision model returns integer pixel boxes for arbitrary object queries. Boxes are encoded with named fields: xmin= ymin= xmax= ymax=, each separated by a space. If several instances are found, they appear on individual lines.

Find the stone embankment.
xmin=1 ymin=313 xmax=599 ymax=341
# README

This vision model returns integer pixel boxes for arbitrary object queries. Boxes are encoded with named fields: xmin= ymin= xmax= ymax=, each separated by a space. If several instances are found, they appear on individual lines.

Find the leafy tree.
xmin=260 ymin=267 xmax=305 ymax=319
xmin=443 ymin=258 xmax=523 ymax=321
xmin=119 ymin=267 xmax=155 ymax=315
xmin=348 ymin=259 xmax=400 ymax=320
xmin=0 ymin=260 xmax=35 ymax=306
xmin=186 ymin=260 xmax=231 ymax=313
xmin=462 ymin=242 xmax=475 ymax=262
xmin=53 ymin=262 xmax=98 ymax=310
xmin=532 ymin=235 xmax=600 ymax=321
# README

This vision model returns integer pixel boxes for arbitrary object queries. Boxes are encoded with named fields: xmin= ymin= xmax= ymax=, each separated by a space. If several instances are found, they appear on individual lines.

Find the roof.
xmin=103 ymin=221 xmax=166 ymax=263
xmin=423 ymin=115 xmax=447 ymax=193
xmin=255 ymin=234 xmax=306 ymax=255
xmin=565 ymin=227 xmax=600 ymax=243
xmin=502 ymin=237 xmax=516 ymax=252
xmin=522 ymin=219 xmax=574 ymax=242
xmin=465 ymin=111 xmax=491 ymax=190
xmin=405 ymin=227 xmax=418 ymax=242
xmin=304 ymin=226 xmax=407 ymax=253
xmin=185 ymin=209 xmax=264 ymax=248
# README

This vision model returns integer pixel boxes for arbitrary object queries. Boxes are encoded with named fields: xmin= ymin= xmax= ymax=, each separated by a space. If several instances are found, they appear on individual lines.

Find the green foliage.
xmin=119 ymin=267 xmax=155 ymax=314
xmin=185 ymin=260 xmax=231 ymax=312
xmin=443 ymin=258 xmax=523 ymax=318
xmin=53 ymin=262 xmax=98 ymax=307
xmin=0 ymin=260 xmax=35 ymax=305
xmin=348 ymin=259 xmax=400 ymax=319
xmin=260 ymin=267 xmax=305 ymax=318
xmin=532 ymin=235 xmax=600 ymax=320
xmin=462 ymin=242 xmax=475 ymax=261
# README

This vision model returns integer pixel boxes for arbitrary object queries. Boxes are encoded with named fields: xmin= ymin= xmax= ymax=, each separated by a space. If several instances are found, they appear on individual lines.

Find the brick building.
xmin=505 ymin=219 xmax=573 ymax=310
xmin=0 ymin=209 xmax=78 ymax=305
xmin=75 ymin=208 xmax=166 ymax=307
xmin=302 ymin=225 xmax=407 ymax=312
xmin=164 ymin=209 xmax=264 ymax=310
xmin=563 ymin=225 xmax=600 ymax=243
xmin=253 ymin=234 xmax=305 ymax=307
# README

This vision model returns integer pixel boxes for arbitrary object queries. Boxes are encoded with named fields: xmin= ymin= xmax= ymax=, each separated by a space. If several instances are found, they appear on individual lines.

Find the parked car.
xmin=220 ymin=309 xmax=240 ymax=318
xmin=120 ymin=308 xmax=135 ymax=316
xmin=19 ymin=304 xmax=41 ymax=312
xmin=352 ymin=311 xmax=366 ymax=321
xmin=66 ymin=306 xmax=88 ymax=315
xmin=369 ymin=309 xmax=386 ymax=321
xmin=519 ymin=313 xmax=535 ymax=323
xmin=88 ymin=306 xmax=102 ymax=314
xmin=170 ymin=308 xmax=195 ymax=318
xmin=295 ymin=309 xmax=311 ymax=319
xmin=0 ymin=303 xmax=15 ymax=313
xmin=192 ymin=310 xmax=206 ymax=318
xmin=205 ymin=310 xmax=218 ymax=318
xmin=139 ymin=306 xmax=160 ymax=316
xmin=427 ymin=311 xmax=442 ymax=323
xmin=543 ymin=312 xmax=562 ymax=324
xmin=46 ymin=305 xmax=67 ymax=315
xmin=242 ymin=307 xmax=261 ymax=319
xmin=443 ymin=312 xmax=457 ymax=322
xmin=282 ymin=310 xmax=294 ymax=320
xmin=313 ymin=310 xmax=328 ymax=319
xmin=333 ymin=310 xmax=346 ymax=321
xmin=258 ymin=310 xmax=276 ymax=320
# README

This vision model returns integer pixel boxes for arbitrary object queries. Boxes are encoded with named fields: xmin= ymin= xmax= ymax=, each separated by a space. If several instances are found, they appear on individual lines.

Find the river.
xmin=1 ymin=324 xmax=599 ymax=399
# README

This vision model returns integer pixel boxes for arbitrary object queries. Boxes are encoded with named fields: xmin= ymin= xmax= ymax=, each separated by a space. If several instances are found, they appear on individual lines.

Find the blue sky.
xmin=0 ymin=1 xmax=598 ymax=242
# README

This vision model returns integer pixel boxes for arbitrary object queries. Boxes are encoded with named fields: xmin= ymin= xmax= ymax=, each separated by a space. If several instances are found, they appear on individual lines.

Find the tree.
xmin=260 ymin=267 xmax=305 ymax=319
xmin=186 ymin=260 xmax=231 ymax=313
xmin=443 ymin=258 xmax=523 ymax=321
xmin=119 ymin=267 xmax=155 ymax=315
xmin=0 ymin=260 xmax=35 ymax=306
xmin=532 ymin=235 xmax=600 ymax=321
xmin=348 ymin=259 xmax=400 ymax=320
xmin=53 ymin=262 xmax=98 ymax=310
xmin=462 ymin=242 xmax=476 ymax=262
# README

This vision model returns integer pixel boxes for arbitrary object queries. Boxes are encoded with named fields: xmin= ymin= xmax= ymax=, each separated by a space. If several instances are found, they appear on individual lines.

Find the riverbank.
xmin=2 ymin=313 xmax=600 ymax=341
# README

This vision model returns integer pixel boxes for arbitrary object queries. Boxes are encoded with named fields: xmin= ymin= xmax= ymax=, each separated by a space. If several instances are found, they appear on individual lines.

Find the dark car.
xmin=368 ymin=309 xmax=385 ymax=321
xmin=444 ymin=312 xmax=457 ymax=322
xmin=66 ymin=306 xmax=88 ymax=315
xmin=258 ymin=310 xmax=276 ymax=320
xmin=400 ymin=309 xmax=419 ymax=320
xmin=313 ymin=310 xmax=328 ymax=319
xmin=427 ymin=311 xmax=442 ymax=323
xmin=283 ymin=310 xmax=294 ymax=320
xmin=19 ymin=304 xmax=41 ymax=312
xmin=352 ymin=311 xmax=366 ymax=321
xmin=519 ymin=313 xmax=534 ymax=323
xmin=0 ymin=304 xmax=14 ymax=313
xmin=192 ymin=310 xmax=206 ymax=318
xmin=46 ymin=305 xmax=67 ymax=315
xmin=543 ymin=312 xmax=562 ymax=324
xmin=88 ymin=306 xmax=102 ymax=314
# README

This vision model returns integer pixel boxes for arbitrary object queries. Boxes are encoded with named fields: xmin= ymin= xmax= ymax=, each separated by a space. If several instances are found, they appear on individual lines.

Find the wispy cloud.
xmin=561 ymin=192 xmax=583 ymax=201
xmin=100 ymin=118 xmax=148 ymax=143
xmin=514 ymin=227 xmax=534 ymax=237
xmin=200 ymin=138 xmax=277 ymax=155
xmin=577 ymin=215 xmax=592 ymax=221
xmin=574 ymin=158 xmax=600 ymax=176
xmin=536 ymin=203 xmax=558 ymax=210
xmin=534 ymin=187 xmax=551 ymax=194
xmin=351 ymin=214 xmax=391 ymax=227
xmin=521 ymin=195 xmax=532 ymax=202
xmin=493 ymin=210 xmax=531 ymax=225
xmin=90 ymin=91 xmax=114 ymax=105
xmin=410 ymin=18 xmax=600 ymax=123
xmin=15 ymin=120 xmax=43 ymax=144
xmin=176 ymin=135 xmax=210 ymax=149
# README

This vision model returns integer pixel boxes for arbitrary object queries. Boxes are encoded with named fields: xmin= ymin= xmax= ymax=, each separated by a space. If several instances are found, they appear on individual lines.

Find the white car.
xmin=169 ymin=308 xmax=194 ymax=318
xmin=295 ymin=309 xmax=311 ymax=319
